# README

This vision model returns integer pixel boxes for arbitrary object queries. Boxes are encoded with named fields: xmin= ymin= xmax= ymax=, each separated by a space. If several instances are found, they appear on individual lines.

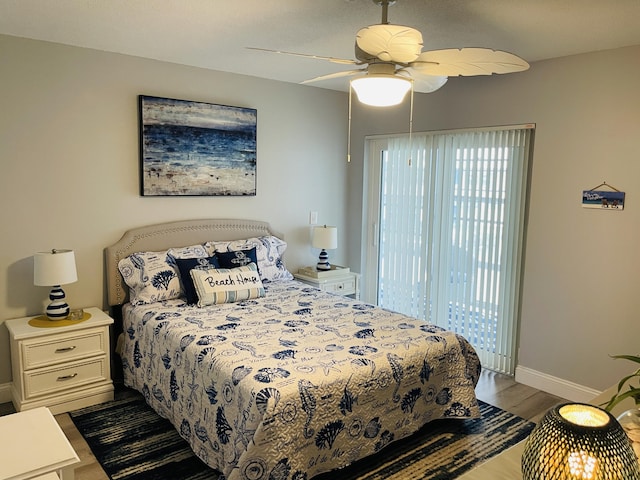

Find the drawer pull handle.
xmin=55 ymin=346 xmax=76 ymax=353
xmin=57 ymin=373 xmax=78 ymax=381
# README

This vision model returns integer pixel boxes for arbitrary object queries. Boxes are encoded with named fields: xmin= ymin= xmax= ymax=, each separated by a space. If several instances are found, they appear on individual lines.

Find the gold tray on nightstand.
xmin=28 ymin=311 xmax=92 ymax=328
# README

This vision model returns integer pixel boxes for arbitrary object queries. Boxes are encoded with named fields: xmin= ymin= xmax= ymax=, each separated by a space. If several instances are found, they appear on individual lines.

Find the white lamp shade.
xmin=312 ymin=226 xmax=338 ymax=250
xmin=351 ymin=75 xmax=412 ymax=107
xmin=34 ymin=249 xmax=78 ymax=286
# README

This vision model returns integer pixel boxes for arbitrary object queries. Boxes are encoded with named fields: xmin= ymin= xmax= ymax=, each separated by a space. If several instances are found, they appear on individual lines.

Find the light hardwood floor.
xmin=2 ymin=370 xmax=567 ymax=480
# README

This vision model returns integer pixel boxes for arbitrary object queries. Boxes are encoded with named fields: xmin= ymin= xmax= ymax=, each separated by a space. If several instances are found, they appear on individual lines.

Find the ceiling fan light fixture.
xmin=351 ymin=74 xmax=412 ymax=107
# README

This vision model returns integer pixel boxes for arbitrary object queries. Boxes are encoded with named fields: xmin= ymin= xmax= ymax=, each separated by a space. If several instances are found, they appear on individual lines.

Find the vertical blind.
xmin=374 ymin=126 xmax=533 ymax=374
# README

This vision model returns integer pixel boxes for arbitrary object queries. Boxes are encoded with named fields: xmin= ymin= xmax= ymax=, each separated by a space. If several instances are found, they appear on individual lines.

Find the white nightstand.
xmin=294 ymin=267 xmax=360 ymax=299
xmin=0 ymin=407 xmax=80 ymax=480
xmin=6 ymin=307 xmax=115 ymax=415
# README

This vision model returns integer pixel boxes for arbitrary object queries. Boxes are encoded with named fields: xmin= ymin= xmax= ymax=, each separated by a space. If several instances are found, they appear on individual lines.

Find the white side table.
xmin=6 ymin=307 xmax=114 ymax=415
xmin=0 ymin=406 xmax=80 ymax=480
xmin=294 ymin=268 xmax=360 ymax=299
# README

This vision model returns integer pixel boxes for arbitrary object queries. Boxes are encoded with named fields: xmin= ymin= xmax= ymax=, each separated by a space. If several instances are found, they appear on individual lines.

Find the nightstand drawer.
xmin=294 ymin=270 xmax=360 ymax=299
xmin=21 ymin=327 xmax=108 ymax=369
xmin=323 ymin=278 xmax=356 ymax=295
xmin=23 ymin=356 xmax=109 ymax=399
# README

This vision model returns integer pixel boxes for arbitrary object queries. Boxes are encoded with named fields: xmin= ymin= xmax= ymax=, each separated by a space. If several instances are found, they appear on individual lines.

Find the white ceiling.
xmin=2 ymin=0 xmax=640 ymax=92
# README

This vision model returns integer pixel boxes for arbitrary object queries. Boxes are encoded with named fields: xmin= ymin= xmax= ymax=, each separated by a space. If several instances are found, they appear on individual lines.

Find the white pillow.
xmin=167 ymin=244 xmax=208 ymax=259
xmin=118 ymin=244 xmax=208 ymax=305
xmin=190 ymin=263 xmax=265 ymax=307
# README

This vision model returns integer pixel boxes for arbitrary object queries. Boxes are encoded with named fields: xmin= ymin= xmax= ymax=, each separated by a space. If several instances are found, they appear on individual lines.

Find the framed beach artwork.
xmin=581 ymin=182 xmax=625 ymax=210
xmin=139 ymin=95 xmax=257 ymax=196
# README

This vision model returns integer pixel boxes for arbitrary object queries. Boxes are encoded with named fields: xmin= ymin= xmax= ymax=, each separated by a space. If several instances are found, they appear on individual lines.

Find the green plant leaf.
xmin=610 ymin=354 xmax=640 ymax=364
xmin=603 ymin=354 xmax=640 ymax=411
xmin=604 ymin=388 xmax=640 ymax=411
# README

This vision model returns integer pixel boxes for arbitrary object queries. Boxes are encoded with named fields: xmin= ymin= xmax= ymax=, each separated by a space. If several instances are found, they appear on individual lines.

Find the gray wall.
xmin=347 ymin=45 xmax=640 ymax=394
xmin=0 ymin=34 xmax=349 ymax=387
xmin=2 ymin=32 xmax=639 ymax=398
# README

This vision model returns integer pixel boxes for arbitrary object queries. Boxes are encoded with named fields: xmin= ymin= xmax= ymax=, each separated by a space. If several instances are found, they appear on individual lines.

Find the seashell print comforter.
xmin=120 ymin=280 xmax=481 ymax=480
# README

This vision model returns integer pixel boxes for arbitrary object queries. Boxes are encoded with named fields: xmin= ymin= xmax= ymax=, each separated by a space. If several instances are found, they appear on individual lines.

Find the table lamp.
xmin=312 ymin=225 xmax=338 ymax=271
xmin=34 ymin=249 xmax=78 ymax=320
xmin=522 ymin=402 xmax=640 ymax=479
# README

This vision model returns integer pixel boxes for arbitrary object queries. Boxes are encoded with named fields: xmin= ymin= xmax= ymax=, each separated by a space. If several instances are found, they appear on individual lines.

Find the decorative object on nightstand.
xmin=312 ymin=225 xmax=338 ymax=271
xmin=34 ymin=249 xmax=78 ymax=320
xmin=521 ymin=402 xmax=640 ymax=479
xmin=6 ymin=307 xmax=115 ymax=414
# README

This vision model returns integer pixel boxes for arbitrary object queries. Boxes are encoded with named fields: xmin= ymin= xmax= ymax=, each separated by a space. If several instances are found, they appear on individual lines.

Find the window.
xmin=362 ymin=126 xmax=534 ymax=374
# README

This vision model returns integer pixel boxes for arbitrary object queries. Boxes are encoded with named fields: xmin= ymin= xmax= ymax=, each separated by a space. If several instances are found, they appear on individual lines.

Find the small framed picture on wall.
xmin=582 ymin=182 xmax=625 ymax=210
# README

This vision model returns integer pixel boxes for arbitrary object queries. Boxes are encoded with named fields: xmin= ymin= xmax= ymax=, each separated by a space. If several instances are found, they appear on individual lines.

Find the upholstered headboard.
xmin=104 ymin=218 xmax=282 ymax=308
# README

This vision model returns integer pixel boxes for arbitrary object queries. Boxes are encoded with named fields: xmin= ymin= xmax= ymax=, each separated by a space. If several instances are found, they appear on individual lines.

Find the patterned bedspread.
xmin=120 ymin=280 xmax=481 ymax=480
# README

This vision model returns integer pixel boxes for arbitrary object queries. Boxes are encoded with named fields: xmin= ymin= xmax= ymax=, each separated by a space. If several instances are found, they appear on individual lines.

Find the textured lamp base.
xmin=46 ymin=285 xmax=70 ymax=320
xmin=317 ymin=249 xmax=331 ymax=271
xmin=522 ymin=403 xmax=640 ymax=479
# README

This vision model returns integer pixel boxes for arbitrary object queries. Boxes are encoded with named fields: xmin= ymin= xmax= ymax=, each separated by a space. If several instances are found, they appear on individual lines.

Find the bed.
xmin=106 ymin=218 xmax=481 ymax=480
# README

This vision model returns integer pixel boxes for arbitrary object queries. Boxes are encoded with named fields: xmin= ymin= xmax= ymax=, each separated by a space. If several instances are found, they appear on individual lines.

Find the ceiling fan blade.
xmin=397 ymin=69 xmax=448 ymax=93
xmin=356 ymin=24 xmax=423 ymax=63
xmin=409 ymin=48 xmax=530 ymax=76
xmin=412 ymin=76 xmax=448 ymax=94
xmin=301 ymin=69 xmax=365 ymax=85
xmin=246 ymin=47 xmax=359 ymax=66
xmin=412 ymin=75 xmax=449 ymax=93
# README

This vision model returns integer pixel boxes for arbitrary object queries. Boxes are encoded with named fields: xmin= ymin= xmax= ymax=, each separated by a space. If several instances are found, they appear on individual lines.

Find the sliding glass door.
xmin=362 ymin=126 xmax=533 ymax=374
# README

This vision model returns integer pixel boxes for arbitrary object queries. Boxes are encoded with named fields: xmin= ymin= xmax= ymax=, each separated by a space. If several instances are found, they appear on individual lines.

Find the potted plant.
xmin=604 ymin=354 xmax=640 ymax=465
xmin=603 ymin=354 xmax=640 ymax=412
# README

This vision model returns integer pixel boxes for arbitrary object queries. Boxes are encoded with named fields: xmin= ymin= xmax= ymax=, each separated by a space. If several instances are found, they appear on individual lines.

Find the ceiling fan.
xmin=249 ymin=0 xmax=529 ymax=106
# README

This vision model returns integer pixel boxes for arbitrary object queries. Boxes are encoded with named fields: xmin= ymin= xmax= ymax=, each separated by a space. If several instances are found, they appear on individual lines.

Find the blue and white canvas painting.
xmin=139 ymin=95 xmax=257 ymax=196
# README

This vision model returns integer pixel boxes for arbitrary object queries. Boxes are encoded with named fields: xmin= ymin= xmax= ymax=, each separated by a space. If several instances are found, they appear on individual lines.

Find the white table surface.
xmin=0 ymin=407 xmax=79 ymax=480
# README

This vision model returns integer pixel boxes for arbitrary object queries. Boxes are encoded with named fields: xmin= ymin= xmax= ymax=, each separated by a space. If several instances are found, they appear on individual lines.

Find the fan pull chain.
xmin=347 ymin=85 xmax=353 ymax=163
xmin=408 ymin=82 xmax=414 ymax=166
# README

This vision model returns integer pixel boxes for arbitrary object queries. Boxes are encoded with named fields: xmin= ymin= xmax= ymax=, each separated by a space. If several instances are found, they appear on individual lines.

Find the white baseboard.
xmin=0 ymin=382 xmax=12 ymax=404
xmin=515 ymin=365 xmax=601 ymax=403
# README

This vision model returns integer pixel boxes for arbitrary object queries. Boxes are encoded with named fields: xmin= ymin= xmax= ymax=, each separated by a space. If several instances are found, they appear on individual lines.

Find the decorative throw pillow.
xmin=167 ymin=244 xmax=208 ymax=260
xmin=204 ymin=236 xmax=293 ymax=282
xmin=175 ymin=256 xmax=220 ymax=305
xmin=118 ymin=250 xmax=183 ymax=305
xmin=190 ymin=263 xmax=265 ymax=307
xmin=119 ymin=244 xmax=210 ymax=305
xmin=204 ymin=240 xmax=243 ymax=256
xmin=215 ymin=247 xmax=259 ymax=271
xmin=255 ymin=235 xmax=294 ymax=282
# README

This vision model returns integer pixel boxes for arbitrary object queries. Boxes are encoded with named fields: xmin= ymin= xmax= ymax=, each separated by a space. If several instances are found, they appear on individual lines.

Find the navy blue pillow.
xmin=175 ymin=256 xmax=220 ymax=305
xmin=216 ymin=247 xmax=259 ymax=272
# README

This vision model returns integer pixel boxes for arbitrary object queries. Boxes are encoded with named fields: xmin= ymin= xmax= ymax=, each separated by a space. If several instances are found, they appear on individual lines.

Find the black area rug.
xmin=69 ymin=389 xmax=534 ymax=480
